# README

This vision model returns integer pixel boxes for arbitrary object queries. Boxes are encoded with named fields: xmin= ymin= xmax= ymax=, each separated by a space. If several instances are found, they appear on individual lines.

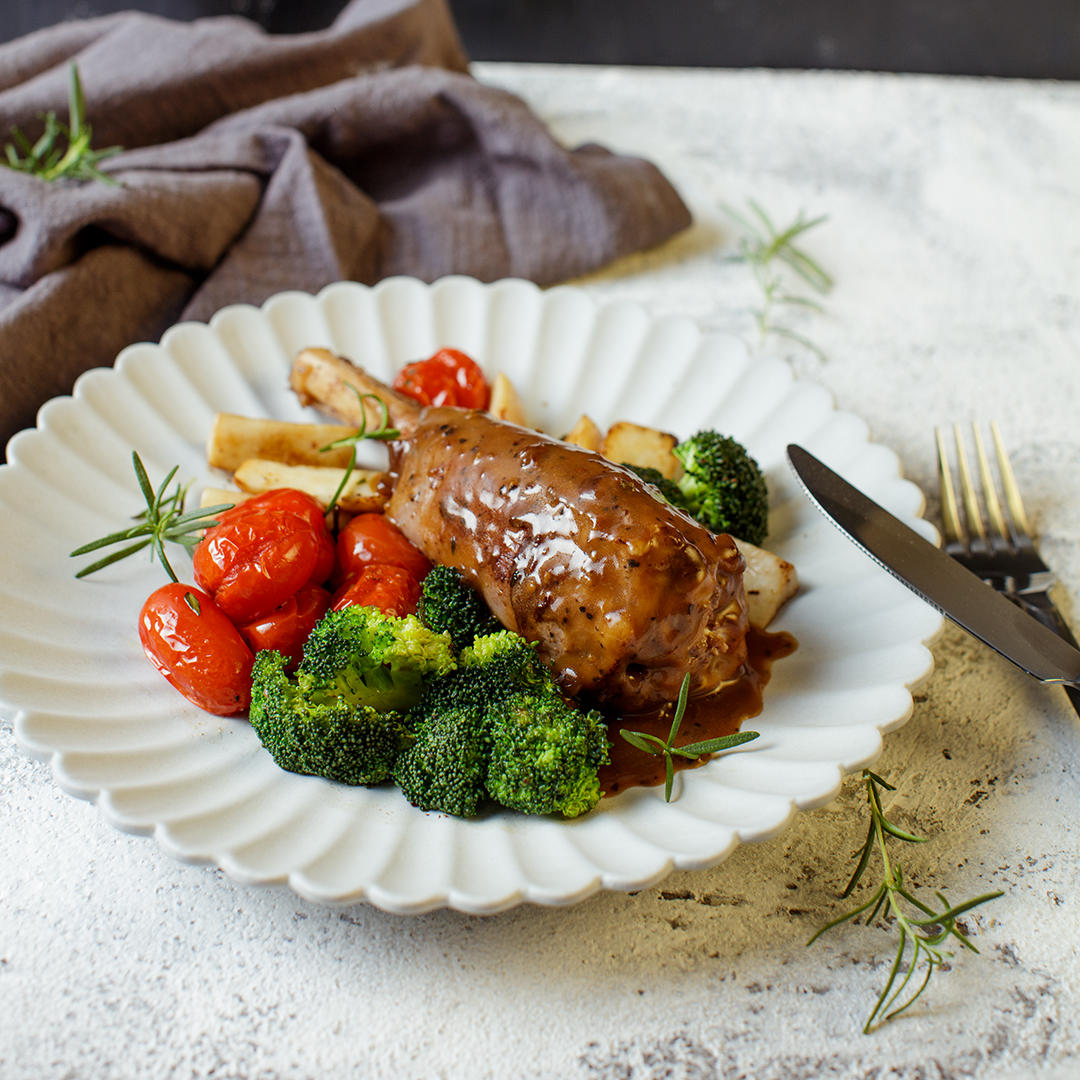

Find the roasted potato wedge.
xmin=562 ymin=414 xmax=603 ymax=452
xmin=207 ymin=412 xmax=356 ymax=472
xmin=232 ymin=458 xmax=388 ymax=514
xmin=487 ymin=372 xmax=528 ymax=426
xmin=600 ymin=421 xmax=682 ymax=479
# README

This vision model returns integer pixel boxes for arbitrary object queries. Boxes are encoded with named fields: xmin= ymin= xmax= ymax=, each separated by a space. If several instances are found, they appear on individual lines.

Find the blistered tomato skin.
xmin=139 ymin=584 xmax=254 ymax=716
xmin=429 ymin=347 xmax=489 ymax=409
xmin=336 ymin=513 xmax=432 ymax=583
xmin=392 ymin=348 xmax=490 ymax=410
xmin=194 ymin=514 xmax=322 ymax=624
xmin=311 ymin=530 xmax=336 ymax=590
xmin=393 ymin=360 xmax=460 ymax=407
xmin=239 ymin=584 xmax=331 ymax=666
xmin=193 ymin=489 xmax=335 ymax=624
xmin=215 ymin=488 xmax=327 ymax=532
xmin=332 ymin=564 xmax=422 ymax=617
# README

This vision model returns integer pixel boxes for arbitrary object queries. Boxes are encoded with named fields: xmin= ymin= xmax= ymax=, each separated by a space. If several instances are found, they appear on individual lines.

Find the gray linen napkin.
xmin=0 ymin=0 xmax=691 ymax=450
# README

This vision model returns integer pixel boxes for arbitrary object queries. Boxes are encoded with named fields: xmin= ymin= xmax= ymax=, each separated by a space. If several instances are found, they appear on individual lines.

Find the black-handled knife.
xmin=787 ymin=443 xmax=1080 ymax=691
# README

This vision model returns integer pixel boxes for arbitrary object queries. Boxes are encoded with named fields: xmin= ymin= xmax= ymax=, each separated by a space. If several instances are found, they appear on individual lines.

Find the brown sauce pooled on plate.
xmin=599 ymin=627 xmax=798 ymax=796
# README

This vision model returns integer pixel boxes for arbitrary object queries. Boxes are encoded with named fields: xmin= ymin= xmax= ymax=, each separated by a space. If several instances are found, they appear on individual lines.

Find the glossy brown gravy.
xmin=599 ymin=627 xmax=797 ymax=796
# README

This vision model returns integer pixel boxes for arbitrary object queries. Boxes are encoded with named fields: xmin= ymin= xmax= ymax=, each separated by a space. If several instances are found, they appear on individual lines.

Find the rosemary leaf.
xmin=810 ymin=769 xmax=1003 ymax=1033
xmin=1 ymin=63 xmax=122 ymax=186
xmin=674 ymin=731 xmax=760 ymax=758
xmin=618 ymin=730 xmax=665 ymax=756
xmin=319 ymin=386 xmax=400 ymax=520
xmin=721 ymin=198 xmax=832 ymax=359
xmin=619 ymin=673 xmax=760 ymax=802
xmin=71 ymin=452 xmax=231 ymax=581
xmin=73 ymin=538 xmax=154 ymax=579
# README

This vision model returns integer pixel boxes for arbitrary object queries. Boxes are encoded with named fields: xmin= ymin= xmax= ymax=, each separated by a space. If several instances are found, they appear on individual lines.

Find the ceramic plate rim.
xmin=1 ymin=276 xmax=944 ymax=914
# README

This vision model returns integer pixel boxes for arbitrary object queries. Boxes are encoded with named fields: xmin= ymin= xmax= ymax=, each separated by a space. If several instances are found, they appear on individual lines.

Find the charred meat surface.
xmin=291 ymin=348 xmax=749 ymax=711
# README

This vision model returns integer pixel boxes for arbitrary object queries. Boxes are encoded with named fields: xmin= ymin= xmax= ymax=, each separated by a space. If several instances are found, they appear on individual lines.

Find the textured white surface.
xmin=4 ymin=62 xmax=1080 ymax=1076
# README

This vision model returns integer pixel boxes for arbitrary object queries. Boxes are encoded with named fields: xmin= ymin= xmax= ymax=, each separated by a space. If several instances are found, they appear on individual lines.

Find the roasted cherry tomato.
xmin=239 ymin=584 xmax=331 ymax=667
xmin=332 ymin=564 xmax=422 ymax=617
xmin=139 ymin=584 xmax=254 ymax=716
xmin=246 ymin=489 xmax=336 ymax=584
xmin=194 ymin=513 xmax=323 ymax=624
xmin=224 ymin=489 xmax=329 ymax=537
xmin=336 ymin=513 xmax=432 ymax=584
xmin=393 ymin=348 xmax=490 ymax=410
xmin=394 ymin=360 xmax=460 ymax=407
xmin=193 ymin=489 xmax=334 ymax=623
xmin=310 ymin=530 xmax=336 ymax=590
xmin=211 ymin=489 xmax=336 ymax=588
xmin=429 ymin=347 xmax=489 ymax=409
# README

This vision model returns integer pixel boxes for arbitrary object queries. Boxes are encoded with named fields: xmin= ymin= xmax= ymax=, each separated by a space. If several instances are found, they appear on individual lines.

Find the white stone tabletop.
xmin=3 ymin=62 xmax=1080 ymax=1079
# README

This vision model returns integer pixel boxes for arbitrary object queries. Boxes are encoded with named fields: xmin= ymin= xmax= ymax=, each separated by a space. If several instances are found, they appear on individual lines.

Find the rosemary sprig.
xmin=619 ymin=673 xmax=760 ymax=801
xmin=70 ymin=452 xmax=232 ymax=582
xmin=2 ymin=64 xmax=122 ymax=185
xmin=319 ymin=387 xmax=400 ymax=520
xmin=808 ymin=770 xmax=1003 ymax=1033
xmin=721 ymin=199 xmax=832 ymax=360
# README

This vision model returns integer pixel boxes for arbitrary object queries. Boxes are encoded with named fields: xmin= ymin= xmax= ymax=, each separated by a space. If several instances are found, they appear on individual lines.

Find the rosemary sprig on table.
xmin=619 ymin=673 xmax=759 ymax=801
xmin=721 ymin=199 xmax=832 ymax=359
xmin=70 ymin=452 xmax=232 ymax=582
xmin=2 ymin=64 xmax=122 ymax=185
xmin=809 ymin=770 xmax=1003 ymax=1033
xmin=319 ymin=388 xmax=400 ymax=520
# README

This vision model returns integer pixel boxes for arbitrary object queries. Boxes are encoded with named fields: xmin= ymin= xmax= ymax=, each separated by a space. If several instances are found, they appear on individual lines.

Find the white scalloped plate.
xmin=1 ymin=277 xmax=942 ymax=914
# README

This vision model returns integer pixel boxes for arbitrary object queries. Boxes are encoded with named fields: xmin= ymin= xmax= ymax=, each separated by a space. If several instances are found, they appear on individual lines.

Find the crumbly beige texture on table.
xmin=4 ymin=63 xmax=1080 ymax=1079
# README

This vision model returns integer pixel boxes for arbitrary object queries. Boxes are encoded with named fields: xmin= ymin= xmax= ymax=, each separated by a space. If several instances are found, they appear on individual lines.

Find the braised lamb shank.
xmin=291 ymin=348 xmax=749 ymax=712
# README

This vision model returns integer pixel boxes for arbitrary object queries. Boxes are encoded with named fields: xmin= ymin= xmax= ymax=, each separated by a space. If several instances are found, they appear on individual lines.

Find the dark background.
xmin=3 ymin=0 xmax=1080 ymax=79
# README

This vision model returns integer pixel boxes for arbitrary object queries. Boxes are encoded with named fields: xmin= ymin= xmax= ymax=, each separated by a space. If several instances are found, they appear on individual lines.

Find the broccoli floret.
xmin=252 ymin=605 xmax=610 ymax=817
xmin=393 ymin=662 xmax=497 ymax=817
xmin=485 ymin=692 xmax=608 ymax=819
xmin=417 ymin=564 xmax=501 ymax=651
xmin=298 ymin=604 xmax=456 ymax=714
xmin=250 ymin=650 xmax=414 ymax=785
xmin=398 ymin=630 xmax=610 ymax=819
xmin=622 ymin=463 xmax=691 ymax=510
xmin=673 ymin=430 xmax=769 ymax=545
xmin=248 ymin=606 xmax=454 ymax=786
xmin=459 ymin=630 xmax=553 ymax=690
xmin=393 ymin=696 xmax=490 ymax=817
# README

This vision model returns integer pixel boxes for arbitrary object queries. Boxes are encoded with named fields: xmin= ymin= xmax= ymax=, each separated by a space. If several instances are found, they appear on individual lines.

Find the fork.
xmin=936 ymin=421 xmax=1080 ymax=716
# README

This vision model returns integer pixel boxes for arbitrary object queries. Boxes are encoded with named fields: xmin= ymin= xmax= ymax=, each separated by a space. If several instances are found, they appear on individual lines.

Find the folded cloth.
xmin=0 ymin=0 xmax=691 ymax=451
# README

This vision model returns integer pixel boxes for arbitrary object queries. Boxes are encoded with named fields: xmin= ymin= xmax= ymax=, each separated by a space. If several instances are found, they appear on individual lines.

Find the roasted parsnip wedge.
xmin=199 ymin=486 xmax=250 ymax=510
xmin=233 ymin=458 xmax=388 ymax=514
xmin=735 ymin=537 xmax=798 ymax=629
xmin=207 ymin=412 xmax=357 ymax=471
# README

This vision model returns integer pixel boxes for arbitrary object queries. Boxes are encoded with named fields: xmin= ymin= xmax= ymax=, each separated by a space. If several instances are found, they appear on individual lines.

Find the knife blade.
xmin=787 ymin=443 xmax=1080 ymax=688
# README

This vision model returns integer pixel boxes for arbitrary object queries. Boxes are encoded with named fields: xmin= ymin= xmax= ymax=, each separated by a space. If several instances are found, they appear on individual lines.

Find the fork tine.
xmin=971 ymin=424 xmax=1009 ymax=540
xmin=953 ymin=424 xmax=987 ymax=542
xmin=990 ymin=420 xmax=1032 ymax=539
xmin=935 ymin=427 xmax=964 ymax=543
